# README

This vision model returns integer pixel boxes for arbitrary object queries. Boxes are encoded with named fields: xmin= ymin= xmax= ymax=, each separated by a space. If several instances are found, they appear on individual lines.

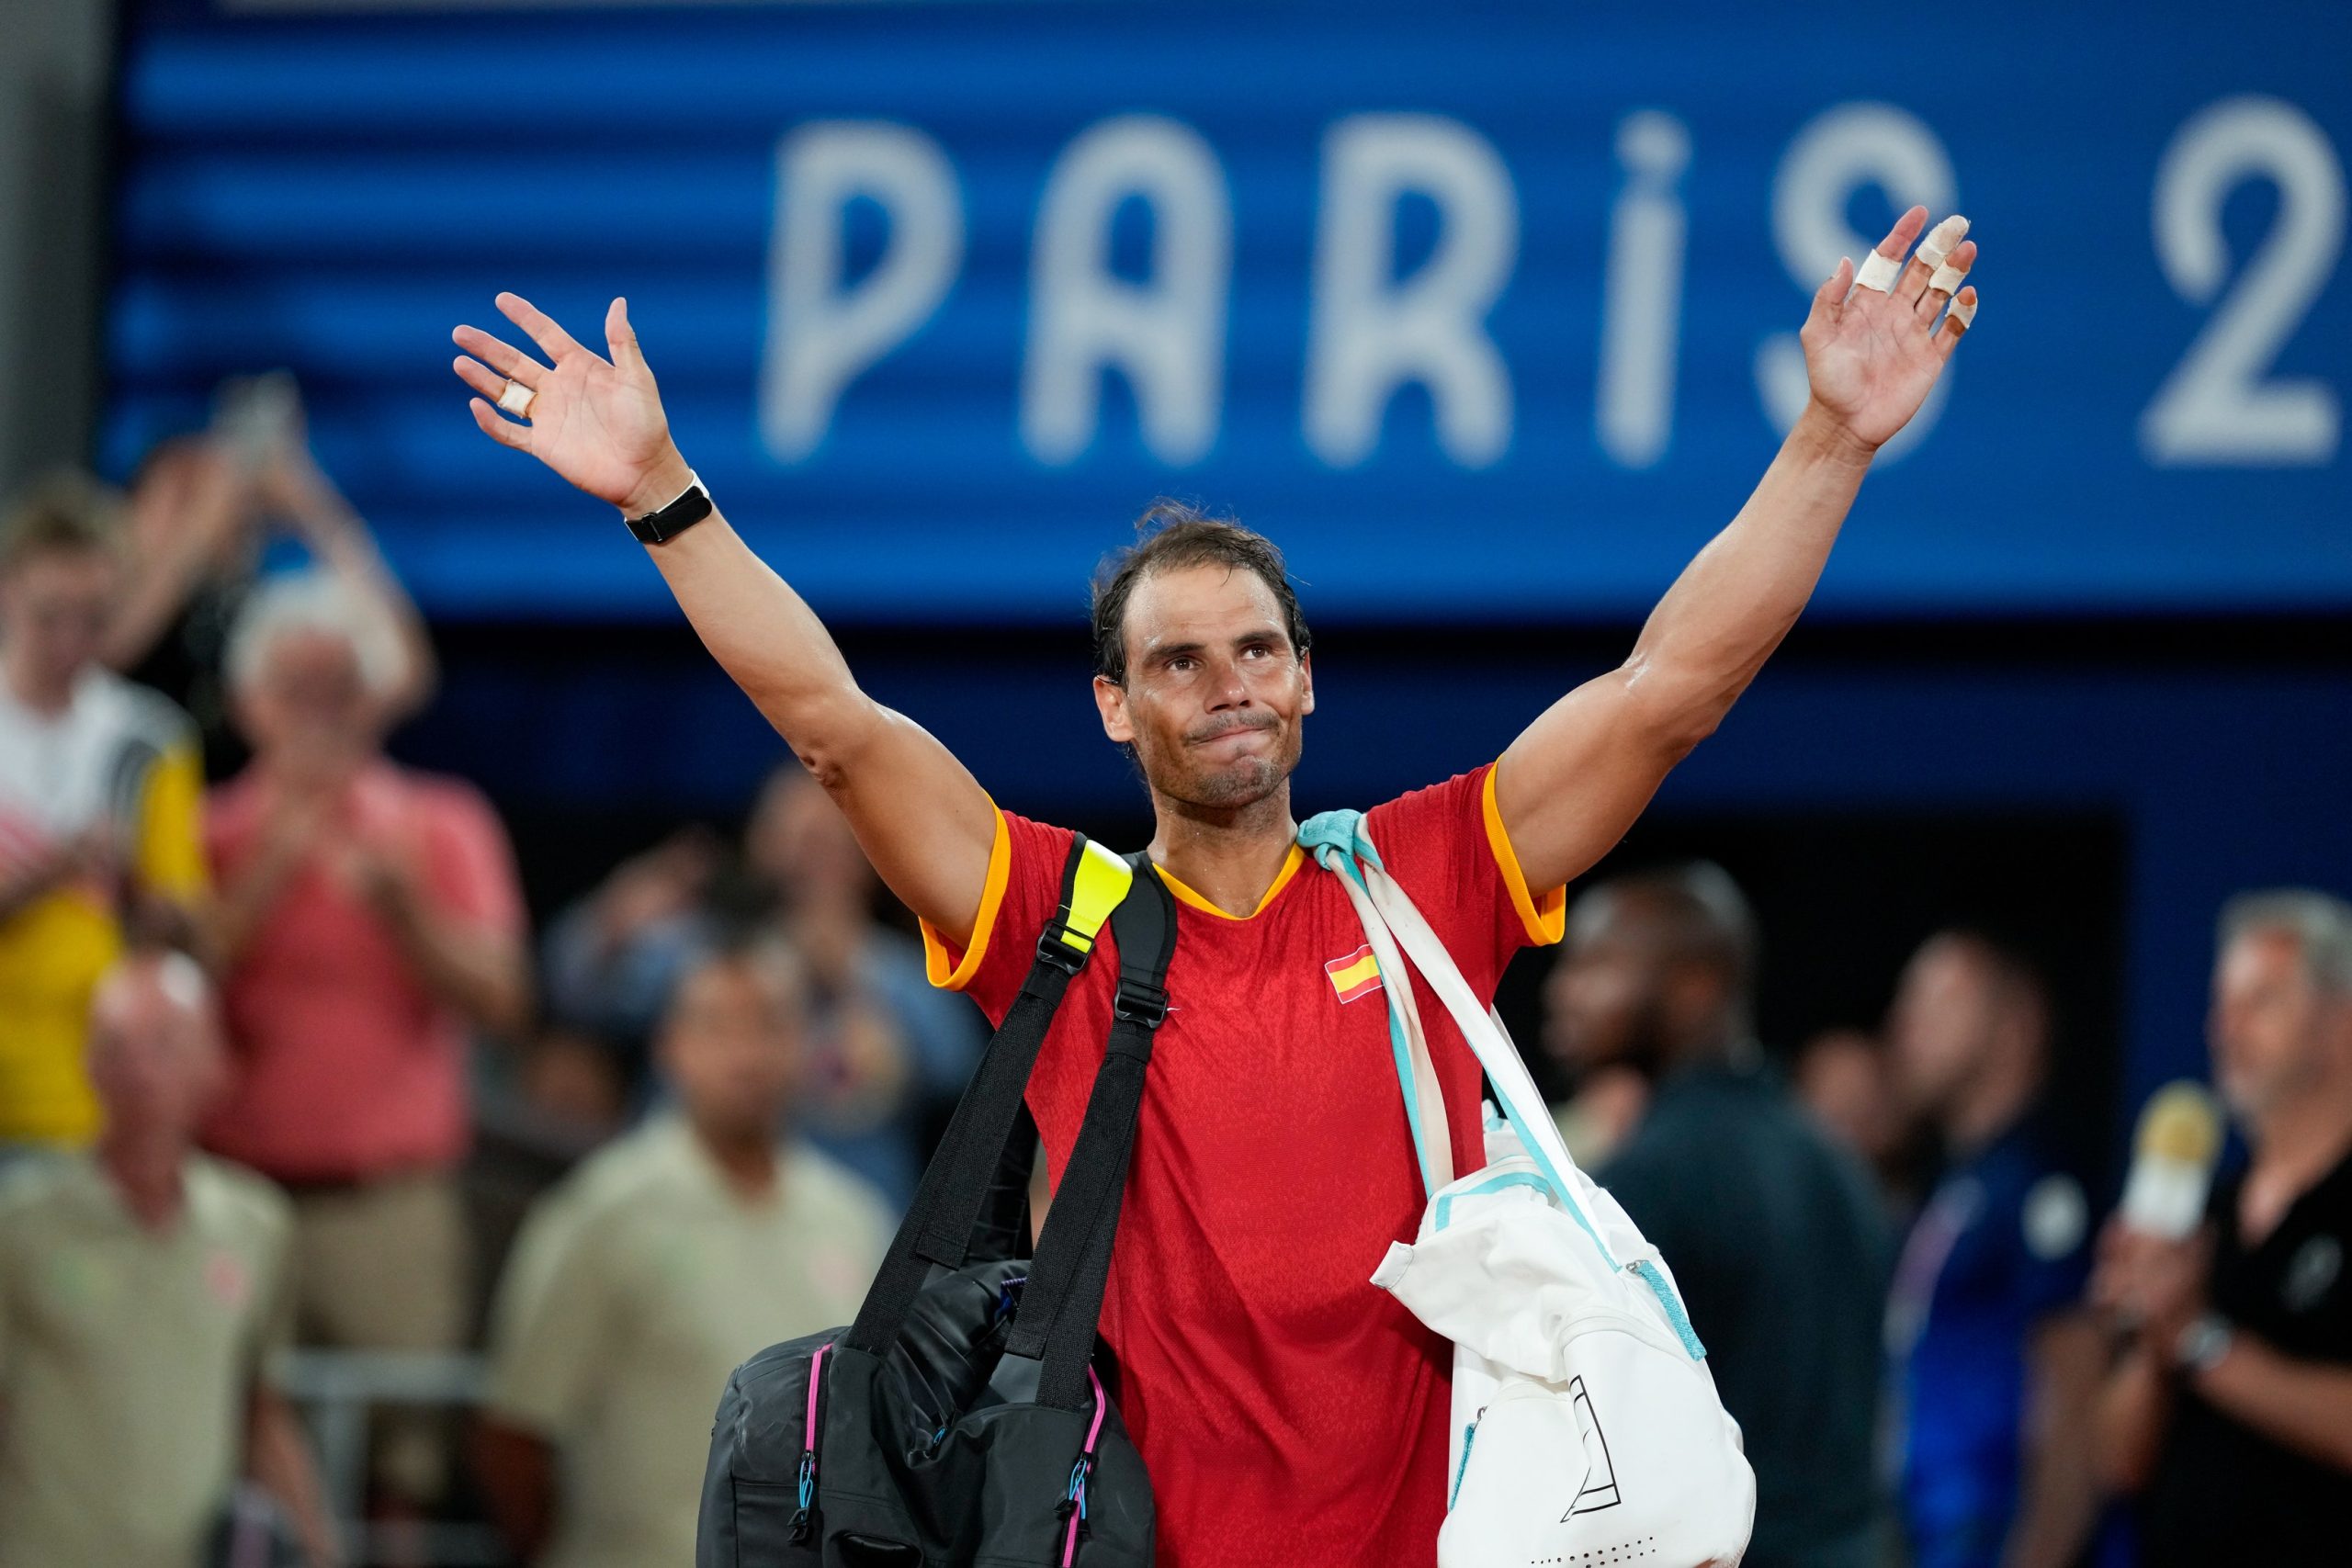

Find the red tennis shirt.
xmin=920 ymin=763 xmax=1565 ymax=1568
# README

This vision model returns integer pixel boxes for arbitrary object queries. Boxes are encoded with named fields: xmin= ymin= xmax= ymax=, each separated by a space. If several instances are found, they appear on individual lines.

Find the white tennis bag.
xmin=1301 ymin=811 xmax=1755 ymax=1568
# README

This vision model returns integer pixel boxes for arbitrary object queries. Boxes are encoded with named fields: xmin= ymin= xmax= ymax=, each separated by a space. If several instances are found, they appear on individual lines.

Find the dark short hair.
xmin=666 ymin=928 xmax=806 ymax=1023
xmin=1922 ymin=927 xmax=2052 ymax=1033
xmin=1090 ymin=500 xmax=1310 ymax=685
xmin=0 ymin=470 xmax=124 ymax=575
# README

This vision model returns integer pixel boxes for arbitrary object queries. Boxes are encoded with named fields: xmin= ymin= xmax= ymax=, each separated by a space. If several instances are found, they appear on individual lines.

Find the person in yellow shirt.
xmin=0 ymin=474 xmax=209 ymax=1156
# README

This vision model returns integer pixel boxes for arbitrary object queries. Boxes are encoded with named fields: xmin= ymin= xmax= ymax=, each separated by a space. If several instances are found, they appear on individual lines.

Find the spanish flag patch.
xmin=1325 ymin=943 xmax=1384 ymax=1004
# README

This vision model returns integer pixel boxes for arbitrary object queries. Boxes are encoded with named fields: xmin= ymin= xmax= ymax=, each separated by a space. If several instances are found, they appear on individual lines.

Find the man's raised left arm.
xmin=1498 ymin=206 xmax=1979 ymax=890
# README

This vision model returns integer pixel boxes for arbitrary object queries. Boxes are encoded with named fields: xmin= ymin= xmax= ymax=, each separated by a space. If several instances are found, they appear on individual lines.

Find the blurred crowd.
xmin=0 ymin=406 xmax=2346 ymax=1568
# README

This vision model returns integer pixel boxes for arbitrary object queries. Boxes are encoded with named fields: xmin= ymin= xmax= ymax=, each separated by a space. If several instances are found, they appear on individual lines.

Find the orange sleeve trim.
xmin=1482 ymin=761 xmax=1566 ymax=947
xmin=920 ymin=805 xmax=1012 ymax=992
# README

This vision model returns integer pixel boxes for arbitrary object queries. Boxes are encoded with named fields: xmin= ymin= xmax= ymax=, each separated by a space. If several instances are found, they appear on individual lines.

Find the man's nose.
xmin=1204 ymin=656 xmax=1250 ymax=710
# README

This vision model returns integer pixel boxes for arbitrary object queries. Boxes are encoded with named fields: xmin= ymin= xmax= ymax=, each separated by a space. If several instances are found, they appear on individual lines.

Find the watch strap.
xmin=625 ymin=471 xmax=713 ymax=545
xmin=2172 ymin=1312 xmax=2233 ymax=1374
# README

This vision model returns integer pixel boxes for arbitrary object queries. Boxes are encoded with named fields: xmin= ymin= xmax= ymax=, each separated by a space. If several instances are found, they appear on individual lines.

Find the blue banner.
xmin=104 ymin=0 xmax=2352 ymax=621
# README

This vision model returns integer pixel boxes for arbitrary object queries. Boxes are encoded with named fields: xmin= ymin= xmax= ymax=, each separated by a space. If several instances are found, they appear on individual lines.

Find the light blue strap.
xmin=1298 ymin=809 xmax=1445 ymax=1199
xmin=1305 ymin=809 xmax=1707 ymax=1360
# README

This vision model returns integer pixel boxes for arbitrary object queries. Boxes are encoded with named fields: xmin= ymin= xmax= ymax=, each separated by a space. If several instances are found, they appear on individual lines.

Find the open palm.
xmin=1800 ymin=206 xmax=1980 ymax=452
xmin=452 ymin=294 xmax=677 ymax=512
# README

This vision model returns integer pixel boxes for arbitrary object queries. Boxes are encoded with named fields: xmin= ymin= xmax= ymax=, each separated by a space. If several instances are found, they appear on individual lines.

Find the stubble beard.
xmin=1141 ymin=728 xmax=1300 ymax=817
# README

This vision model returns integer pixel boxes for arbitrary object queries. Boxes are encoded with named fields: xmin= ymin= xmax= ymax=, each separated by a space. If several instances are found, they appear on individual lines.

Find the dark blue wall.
xmin=402 ymin=617 xmax=2352 ymax=1165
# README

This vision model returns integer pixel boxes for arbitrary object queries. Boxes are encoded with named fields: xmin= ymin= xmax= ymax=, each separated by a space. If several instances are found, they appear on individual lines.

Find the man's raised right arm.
xmin=451 ymin=293 xmax=996 ymax=944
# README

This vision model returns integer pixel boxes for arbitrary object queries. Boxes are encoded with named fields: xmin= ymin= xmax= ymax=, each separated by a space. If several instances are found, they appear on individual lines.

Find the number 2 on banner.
xmin=2141 ymin=96 xmax=2346 ymax=467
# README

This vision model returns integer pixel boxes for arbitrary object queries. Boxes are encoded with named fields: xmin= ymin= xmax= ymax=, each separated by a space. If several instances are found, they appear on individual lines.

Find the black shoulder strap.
xmin=845 ymin=835 xmax=1118 ymax=1358
xmin=1005 ymin=851 xmax=1180 ymax=1410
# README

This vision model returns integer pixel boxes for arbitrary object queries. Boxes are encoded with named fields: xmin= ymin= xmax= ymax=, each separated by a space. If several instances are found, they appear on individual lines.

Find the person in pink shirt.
xmin=204 ymin=569 xmax=531 ymax=1521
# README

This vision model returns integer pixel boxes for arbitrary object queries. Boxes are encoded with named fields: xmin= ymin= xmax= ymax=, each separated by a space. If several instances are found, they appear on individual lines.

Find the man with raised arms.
xmin=451 ymin=208 xmax=1979 ymax=1568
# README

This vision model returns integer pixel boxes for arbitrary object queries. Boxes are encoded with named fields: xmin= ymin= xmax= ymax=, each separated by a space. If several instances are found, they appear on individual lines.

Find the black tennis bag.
xmin=698 ymin=837 xmax=1176 ymax=1568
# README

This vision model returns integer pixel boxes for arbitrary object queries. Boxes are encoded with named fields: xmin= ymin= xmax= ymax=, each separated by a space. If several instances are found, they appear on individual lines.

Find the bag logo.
xmin=1563 ymin=1376 xmax=1623 ymax=1518
xmin=1324 ymin=943 xmax=1384 ymax=1004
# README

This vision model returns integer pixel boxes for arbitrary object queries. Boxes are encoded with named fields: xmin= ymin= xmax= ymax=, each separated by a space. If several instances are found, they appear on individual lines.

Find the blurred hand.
xmin=256 ymin=425 xmax=356 ymax=547
xmin=2092 ymin=1216 xmax=2211 ymax=1348
xmin=134 ymin=437 xmax=261 ymax=561
xmin=594 ymin=829 xmax=721 ymax=945
xmin=0 ymin=825 xmax=114 ymax=906
xmin=1801 ymin=206 xmax=1981 ymax=453
xmin=452 ymin=295 xmax=689 ymax=516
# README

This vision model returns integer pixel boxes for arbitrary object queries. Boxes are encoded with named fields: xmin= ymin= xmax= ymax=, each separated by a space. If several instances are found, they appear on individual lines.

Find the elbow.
xmin=786 ymin=692 xmax=892 ymax=793
xmin=1618 ymin=656 xmax=1730 ymax=761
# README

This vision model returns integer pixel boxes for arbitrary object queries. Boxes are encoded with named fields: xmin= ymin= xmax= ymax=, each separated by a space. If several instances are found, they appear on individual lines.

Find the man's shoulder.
xmin=181 ymin=1157 xmax=296 ymax=1293
xmin=782 ymin=1143 xmax=895 ymax=1235
xmin=187 ymin=1153 xmax=293 ymax=1234
xmin=549 ymin=1119 xmax=695 ymax=1217
xmin=0 ymin=1154 xmax=85 ymax=1232
xmin=73 ymin=666 xmax=196 ymax=751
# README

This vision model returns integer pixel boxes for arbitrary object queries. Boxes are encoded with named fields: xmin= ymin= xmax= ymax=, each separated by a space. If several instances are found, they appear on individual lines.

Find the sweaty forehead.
xmin=1122 ymin=563 xmax=1283 ymax=655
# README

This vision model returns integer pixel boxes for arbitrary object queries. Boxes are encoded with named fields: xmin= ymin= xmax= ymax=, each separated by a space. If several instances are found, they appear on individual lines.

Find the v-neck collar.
xmin=1151 ymin=844 xmax=1307 ymax=921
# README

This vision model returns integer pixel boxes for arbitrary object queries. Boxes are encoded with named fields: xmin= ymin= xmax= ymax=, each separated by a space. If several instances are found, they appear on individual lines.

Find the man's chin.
xmin=1159 ymin=755 xmax=1290 ymax=810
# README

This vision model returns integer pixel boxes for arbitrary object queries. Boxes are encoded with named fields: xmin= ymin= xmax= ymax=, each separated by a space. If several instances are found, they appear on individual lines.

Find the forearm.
xmin=2194 ymin=1332 xmax=2352 ymax=1472
xmin=105 ymin=526 xmax=216 ymax=671
xmin=472 ymin=1419 xmax=558 ymax=1561
xmin=2093 ymin=1343 xmax=2173 ymax=1493
xmin=1620 ymin=399 xmax=1873 ymax=739
xmin=1494 ymin=399 xmax=1878 ymax=887
xmin=625 ymin=474 xmax=1001 ymax=939
xmin=105 ymin=464 xmax=250 ymax=671
xmin=2002 ymin=1318 xmax=2105 ymax=1568
xmin=311 ymin=510 xmax=440 ymax=718
xmin=213 ymin=848 xmax=307 ymax=968
xmin=247 ymin=1389 xmax=342 ymax=1568
xmin=628 ymin=457 xmax=880 ymax=771
xmin=382 ymin=904 xmax=532 ymax=1038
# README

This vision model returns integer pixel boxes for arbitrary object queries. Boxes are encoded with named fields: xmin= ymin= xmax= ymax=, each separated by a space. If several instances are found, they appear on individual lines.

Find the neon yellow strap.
xmin=1052 ymin=839 xmax=1135 ymax=956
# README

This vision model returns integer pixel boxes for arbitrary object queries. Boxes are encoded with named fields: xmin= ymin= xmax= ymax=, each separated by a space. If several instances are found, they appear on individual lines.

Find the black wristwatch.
xmin=625 ymin=471 xmax=713 ymax=545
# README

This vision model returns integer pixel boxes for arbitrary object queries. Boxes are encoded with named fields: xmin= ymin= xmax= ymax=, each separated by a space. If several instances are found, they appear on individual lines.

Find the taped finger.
xmin=1937 ymin=288 xmax=1980 ymax=352
xmin=1854 ymin=248 xmax=1904 ymax=293
xmin=1914 ymin=214 xmax=1970 ymax=276
xmin=496 ymin=378 xmax=537 ymax=419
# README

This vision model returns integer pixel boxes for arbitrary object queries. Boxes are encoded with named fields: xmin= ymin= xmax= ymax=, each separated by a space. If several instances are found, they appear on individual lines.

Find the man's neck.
xmin=1148 ymin=784 xmax=1297 ymax=916
xmin=695 ymin=1122 xmax=780 ymax=1202
xmin=1657 ymin=1018 xmax=1746 ymax=1078
xmin=2250 ymin=1066 xmax=2352 ymax=1211
xmin=2 ymin=652 xmax=75 ymax=717
xmin=97 ymin=1134 xmax=187 ymax=1233
xmin=1944 ymin=1059 xmax=2040 ymax=1156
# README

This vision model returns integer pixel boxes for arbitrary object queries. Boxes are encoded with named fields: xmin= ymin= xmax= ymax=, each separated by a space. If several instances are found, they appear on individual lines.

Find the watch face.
xmin=2180 ymin=1316 xmax=2231 ymax=1372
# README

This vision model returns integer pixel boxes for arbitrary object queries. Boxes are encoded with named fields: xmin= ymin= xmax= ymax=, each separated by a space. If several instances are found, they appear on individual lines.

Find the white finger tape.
xmin=1947 ymin=294 xmax=1978 ymax=331
xmin=1928 ymin=261 xmax=1970 ymax=294
xmin=1854 ymin=249 xmax=1903 ymax=293
xmin=1915 ymin=213 xmax=1971 ymax=274
xmin=497 ymin=379 xmax=536 ymax=418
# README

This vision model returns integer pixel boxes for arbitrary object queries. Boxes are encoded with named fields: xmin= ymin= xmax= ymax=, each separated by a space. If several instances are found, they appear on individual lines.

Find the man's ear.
xmin=1093 ymin=674 xmax=1134 ymax=743
xmin=1299 ymin=650 xmax=1315 ymax=716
